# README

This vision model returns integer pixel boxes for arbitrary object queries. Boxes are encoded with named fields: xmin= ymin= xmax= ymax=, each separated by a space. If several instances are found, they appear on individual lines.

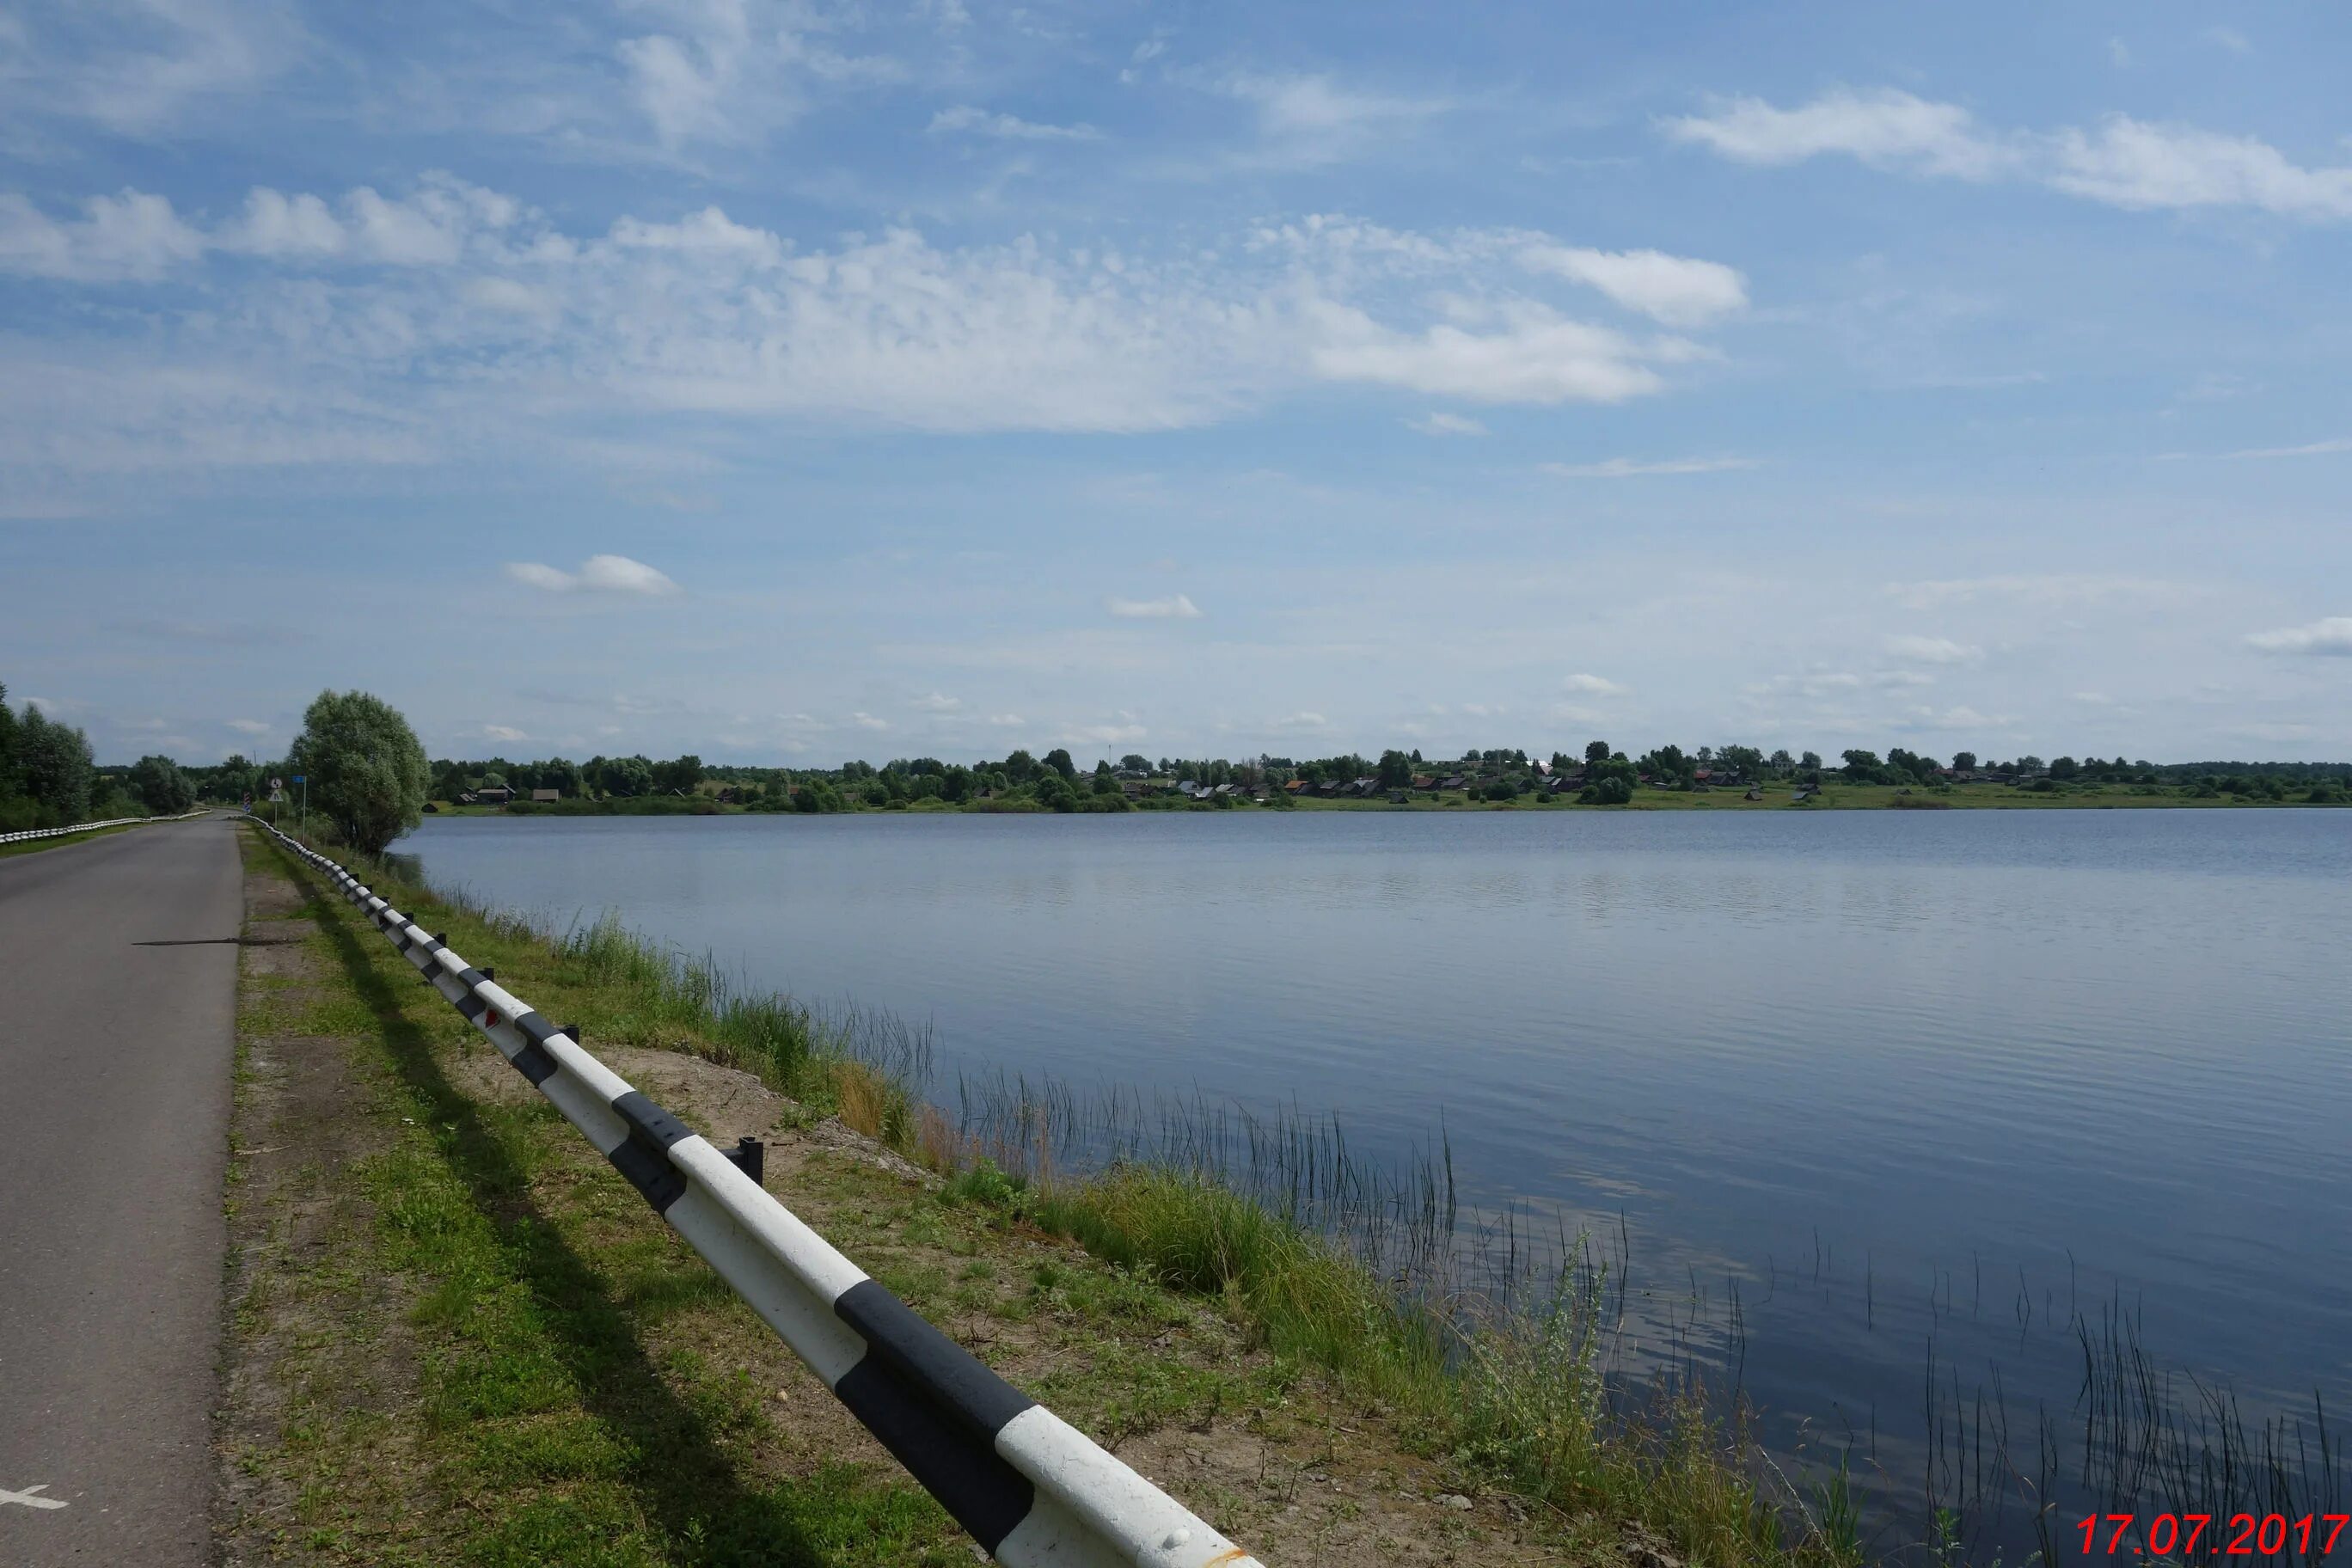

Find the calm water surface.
xmin=396 ymin=809 xmax=2352 ymax=1541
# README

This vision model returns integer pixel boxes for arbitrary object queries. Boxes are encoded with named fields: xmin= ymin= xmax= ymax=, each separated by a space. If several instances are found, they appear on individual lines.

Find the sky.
xmin=1 ymin=1 xmax=2347 ymax=768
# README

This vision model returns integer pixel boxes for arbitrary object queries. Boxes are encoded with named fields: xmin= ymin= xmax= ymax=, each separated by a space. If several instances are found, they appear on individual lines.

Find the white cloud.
xmin=1541 ymin=456 xmax=1753 ymax=478
xmin=1665 ymin=89 xmax=2352 ymax=221
xmin=1106 ymin=593 xmax=1203 ymax=620
xmin=0 ymin=190 xmax=1745 ymax=466
xmin=548 ymin=222 xmax=1266 ymax=432
xmin=851 ymin=711 xmax=891 ymax=730
xmin=2204 ymin=26 xmax=2253 ymax=54
xmin=1561 ymin=672 xmax=1626 ymax=695
xmin=0 ymin=0 xmax=298 ymax=136
xmin=1883 ymin=634 xmax=1983 ymax=665
xmin=465 ymin=275 xmax=558 ymax=319
xmin=1270 ymin=712 xmax=1329 ymax=731
xmin=612 ymin=4 xmax=902 ymax=152
xmin=909 ymin=691 xmax=964 ymax=713
xmin=1516 ymin=245 xmax=1748 ymax=326
xmin=2047 ymin=119 xmax=2352 ymax=218
xmin=616 ymin=32 xmax=738 ymax=148
xmin=504 ymin=554 xmax=683 ymax=597
xmin=226 ymin=718 xmax=271 ymax=734
xmin=481 ymin=724 xmax=529 ymax=742
xmin=1896 ymin=704 xmax=2014 ymax=732
xmin=0 ymin=190 xmax=204 ymax=281
xmin=1306 ymin=298 xmax=1669 ymax=405
xmin=986 ymin=713 xmax=1025 ymax=726
xmin=2186 ymin=436 xmax=2352 ymax=461
xmin=230 ymin=188 xmax=346 ymax=259
xmin=1215 ymin=70 xmax=1444 ymax=166
xmin=2245 ymin=616 xmax=2352 ymax=656
xmin=0 ymin=175 xmax=527 ymax=283
xmin=928 ymin=105 xmax=1101 ymax=141
xmin=1663 ymin=89 xmax=2011 ymax=180
xmin=1883 ymin=574 xmax=2187 ymax=609
xmin=1406 ymin=412 xmax=1487 ymax=437
xmin=1072 ymin=722 xmax=1147 ymax=744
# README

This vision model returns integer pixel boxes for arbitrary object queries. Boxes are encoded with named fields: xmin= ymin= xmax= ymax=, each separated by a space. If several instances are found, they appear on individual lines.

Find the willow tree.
xmin=286 ymin=689 xmax=429 ymax=854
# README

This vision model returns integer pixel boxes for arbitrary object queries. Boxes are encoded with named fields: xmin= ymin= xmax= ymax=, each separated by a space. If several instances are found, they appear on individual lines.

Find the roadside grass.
xmin=235 ymin=829 xmax=965 ymax=1565
xmin=280 ymin=823 xmax=1861 ymax=1568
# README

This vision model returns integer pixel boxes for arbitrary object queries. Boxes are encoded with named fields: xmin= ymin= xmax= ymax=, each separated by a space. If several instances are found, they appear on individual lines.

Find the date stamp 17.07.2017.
xmin=2078 ymin=1514 xmax=2349 ymax=1559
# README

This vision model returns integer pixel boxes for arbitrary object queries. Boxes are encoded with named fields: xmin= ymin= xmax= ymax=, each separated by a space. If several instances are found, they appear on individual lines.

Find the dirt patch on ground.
xmin=213 ymin=846 xmax=439 ymax=1564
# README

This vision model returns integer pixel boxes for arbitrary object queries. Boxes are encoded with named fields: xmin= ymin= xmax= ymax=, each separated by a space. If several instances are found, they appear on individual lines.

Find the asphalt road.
xmin=0 ymin=815 xmax=242 ymax=1565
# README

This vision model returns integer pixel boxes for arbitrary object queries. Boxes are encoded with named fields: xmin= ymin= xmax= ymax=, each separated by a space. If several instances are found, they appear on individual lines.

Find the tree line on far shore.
xmin=15 ymin=679 xmax=2349 ymax=854
xmin=424 ymin=735 xmax=2352 ymax=812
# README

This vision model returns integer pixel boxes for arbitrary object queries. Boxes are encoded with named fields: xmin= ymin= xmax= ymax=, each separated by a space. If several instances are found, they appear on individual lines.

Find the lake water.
xmin=395 ymin=809 xmax=2352 ymax=1553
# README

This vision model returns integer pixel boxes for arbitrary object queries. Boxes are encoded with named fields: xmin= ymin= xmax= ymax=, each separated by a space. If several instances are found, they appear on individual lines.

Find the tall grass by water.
xmin=934 ymin=1070 xmax=2349 ymax=1565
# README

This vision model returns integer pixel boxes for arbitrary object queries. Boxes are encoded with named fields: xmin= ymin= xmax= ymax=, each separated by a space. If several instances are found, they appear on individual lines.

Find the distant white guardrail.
xmin=0 ymin=807 xmax=211 ymax=847
xmin=249 ymin=817 xmax=1264 ymax=1568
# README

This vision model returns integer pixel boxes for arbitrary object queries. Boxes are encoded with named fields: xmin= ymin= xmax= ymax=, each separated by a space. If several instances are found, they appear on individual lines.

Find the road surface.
xmin=0 ymin=815 xmax=242 ymax=1565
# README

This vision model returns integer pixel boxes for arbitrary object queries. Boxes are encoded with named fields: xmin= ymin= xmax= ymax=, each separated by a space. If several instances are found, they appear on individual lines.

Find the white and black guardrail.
xmin=0 ymin=807 xmax=211 ymax=847
xmin=249 ymin=818 xmax=1264 ymax=1568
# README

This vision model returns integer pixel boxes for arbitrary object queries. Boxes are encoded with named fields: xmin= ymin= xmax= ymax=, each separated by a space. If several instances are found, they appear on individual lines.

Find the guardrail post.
xmin=721 ymin=1136 xmax=765 ymax=1188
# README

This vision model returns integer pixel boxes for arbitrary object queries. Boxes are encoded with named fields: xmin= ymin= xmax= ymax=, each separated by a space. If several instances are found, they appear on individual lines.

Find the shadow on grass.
xmin=295 ymin=852 xmax=842 ymax=1568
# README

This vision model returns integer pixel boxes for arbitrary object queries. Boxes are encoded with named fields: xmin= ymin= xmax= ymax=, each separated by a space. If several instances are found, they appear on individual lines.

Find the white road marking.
xmin=1 ymin=1483 xmax=69 ymax=1510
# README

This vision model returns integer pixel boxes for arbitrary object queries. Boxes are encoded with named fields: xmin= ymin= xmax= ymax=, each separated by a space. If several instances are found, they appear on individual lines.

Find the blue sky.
xmin=2 ymin=0 xmax=2347 ymax=766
